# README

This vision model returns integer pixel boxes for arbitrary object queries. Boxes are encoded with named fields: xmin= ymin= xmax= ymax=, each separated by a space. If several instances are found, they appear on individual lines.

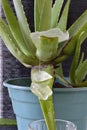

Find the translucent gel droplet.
xmin=30 ymin=83 xmax=52 ymax=100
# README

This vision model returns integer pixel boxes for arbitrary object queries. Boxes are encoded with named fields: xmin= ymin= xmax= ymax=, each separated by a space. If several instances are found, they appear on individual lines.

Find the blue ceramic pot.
xmin=3 ymin=77 xmax=87 ymax=130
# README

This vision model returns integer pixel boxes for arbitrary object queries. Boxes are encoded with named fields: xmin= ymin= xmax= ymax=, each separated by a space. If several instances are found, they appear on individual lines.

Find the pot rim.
xmin=3 ymin=77 xmax=87 ymax=92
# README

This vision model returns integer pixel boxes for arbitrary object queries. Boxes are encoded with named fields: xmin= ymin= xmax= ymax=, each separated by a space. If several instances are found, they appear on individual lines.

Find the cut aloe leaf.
xmin=31 ymin=28 xmax=69 ymax=62
xmin=31 ymin=65 xmax=56 ymax=130
xmin=30 ymin=82 xmax=52 ymax=100
xmin=36 ymin=36 xmax=58 ymax=62
xmin=31 ymin=70 xmax=52 ymax=82
xmin=31 ymin=28 xmax=69 ymax=46
xmin=30 ymin=65 xmax=54 ymax=99
xmin=39 ymin=96 xmax=56 ymax=130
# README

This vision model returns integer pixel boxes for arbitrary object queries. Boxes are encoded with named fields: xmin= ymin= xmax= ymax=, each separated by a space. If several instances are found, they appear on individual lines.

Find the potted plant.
xmin=0 ymin=0 xmax=87 ymax=130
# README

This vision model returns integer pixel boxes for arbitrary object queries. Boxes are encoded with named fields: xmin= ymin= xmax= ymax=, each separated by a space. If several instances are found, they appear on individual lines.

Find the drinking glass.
xmin=28 ymin=119 xmax=77 ymax=130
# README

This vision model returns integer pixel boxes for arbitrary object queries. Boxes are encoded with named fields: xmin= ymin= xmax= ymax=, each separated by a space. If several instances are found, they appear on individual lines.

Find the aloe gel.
xmin=30 ymin=65 xmax=56 ymax=130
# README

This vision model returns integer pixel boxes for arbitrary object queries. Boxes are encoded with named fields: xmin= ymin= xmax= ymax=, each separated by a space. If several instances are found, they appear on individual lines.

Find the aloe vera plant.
xmin=0 ymin=0 xmax=87 ymax=130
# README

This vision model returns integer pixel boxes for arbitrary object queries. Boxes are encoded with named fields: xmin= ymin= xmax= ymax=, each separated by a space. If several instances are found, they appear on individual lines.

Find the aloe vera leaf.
xmin=31 ymin=28 xmax=69 ymax=46
xmin=34 ymin=0 xmax=52 ymax=31
xmin=12 ymin=0 xmax=36 ymax=54
xmin=34 ymin=0 xmax=40 ymax=31
xmin=39 ymin=96 xmax=56 ymax=130
xmin=55 ymin=74 xmax=70 ymax=87
xmin=34 ymin=0 xmax=45 ymax=31
xmin=31 ymin=70 xmax=52 ymax=83
xmin=39 ymin=0 xmax=52 ymax=31
xmin=75 ymin=60 xmax=87 ymax=84
xmin=76 ymin=80 xmax=87 ymax=87
xmin=54 ymin=64 xmax=70 ymax=88
xmin=0 ymin=18 xmax=38 ymax=66
xmin=78 ymin=52 xmax=84 ymax=66
xmin=40 ymin=0 xmax=52 ymax=31
xmin=31 ymin=65 xmax=56 ymax=130
xmin=57 ymin=0 xmax=70 ymax=31
xmin=36 ymin=36 xmax=58 ymax=62
xmin=30 ymin=68 xmax=53 ymax=100
xmin=63 ymin=20 xmax=87 ymax=56
xmin=68 ymin=10 xmax=87 ymax=37
xmin=31 ymin=82 xmax=53 ymax=100
xmin=2 ymin=0 xmax=35 ymax=57
xmin=55 ymin=63 xmax=64 ymax=77
xmin=69 ymin=32 xmax=84 ymax=84
xmin=72 ymin=52 xmax=84 ymax=84
xmin=54 ymin=11 xmax=87 ymax=64
xmin=53 ymin=55 xmax=68 ymax=65
xmin=75 ymin=52 xmax=84 ymax=74
xmin=31 ymin=65 xmax=54 ymax=87
xmin=51 ymin=0 xmax=64 ymax=28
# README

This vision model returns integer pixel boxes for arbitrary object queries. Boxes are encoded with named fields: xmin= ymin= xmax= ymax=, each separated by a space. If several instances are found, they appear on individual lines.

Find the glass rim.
xmin=29 ymin=119 xmax=77 ymax=129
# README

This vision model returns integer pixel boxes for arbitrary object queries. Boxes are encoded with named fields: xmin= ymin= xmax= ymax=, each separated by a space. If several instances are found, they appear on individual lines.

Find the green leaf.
xmin=69 ymin=32 xmax=84 ymax=84
xmin=12 ymin=0 xmax=36 ymax=54
xmin=55 ymin=73 xmax=70 ymax=87
xmin=76 ymin=80 xmax=87 ymax=87
xmin=36 ymin=36 xmax=58 ymax=62
xmin=39 ymin=0 xmax=52 ymax=31
xmin=31 ymin=28 xmax=69 ymax=48
xmin=73 ymin=53 xmax=84 ymax=82
xmin=55 ymin=63 xmax=64 ymax=77
xmin=34 ymin=0 xmax=40 ymax=31
xmin=0 ymin=18 xmax=38 ymax=67
xmin=34 ymin=0 xmax=52 ymax=31
xmin=78 ymin=52 xmax=84 ymax=66
xmin=75 ymin=60 xmax=87 ymax=84
xmin=53 ymin=55 xmax=68 ymax=65
xmin=31 ymin=65 xmax=56 ymax=130
xmin=54 ymin=10 xmax=87 ymax=64
xmin=34 ymin=0 xmax=45 ymax=31
xmin=63 ymin=20 xmax=87 ymax=56
xmin=69 ymin=10 xmax=87 ymax=37
xmin=39 ymin=96 xmax=56 ymax=130
xmin=57 ymin=0 xmax=70 ymax=31
xmin=51 ymin=0 xmax=64 ymax=28
xmin=2 ymin=0 xmax=34 ymax=57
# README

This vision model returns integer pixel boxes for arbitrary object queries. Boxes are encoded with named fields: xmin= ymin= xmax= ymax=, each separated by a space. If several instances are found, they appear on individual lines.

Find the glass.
xmin=28 ymin=119 xmax=77 ymax=130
